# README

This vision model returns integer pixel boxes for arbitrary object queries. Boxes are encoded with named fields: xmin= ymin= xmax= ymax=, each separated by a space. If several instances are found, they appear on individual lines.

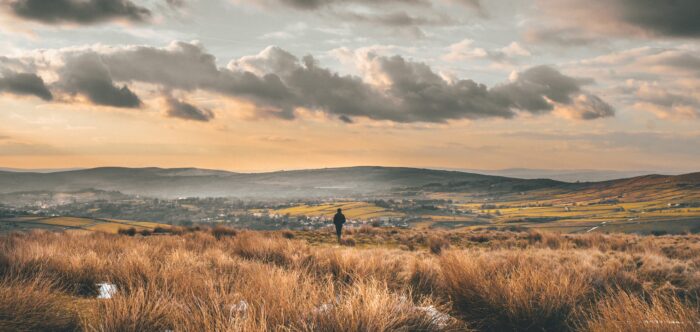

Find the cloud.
xmin=337 ymin=10 xmax=452 ymax=27
xmin=512 ymin=131 xmax=700 ymax=156
xmin=237 ymin=0 xmax=479 ymax=32
xmin=6 ymin=0 xmax=152 ymax=25
xmin=523 ymin=27 xmax=603 ymax=47
xmin=8 ymin=41 xmax=613 ymax=123
xmin=165 ymin=0 xmax=185 ymax=8
xmin=574 ymin=46 xmax=700 ymax=119
xmin=616 ymin=0 xmax=700 ymax=38
xmin=0 ymin=71 xmax=52 ymax=100
xmin=580 ymin=46 xmax=700 ymax=77
xmin=555 ymin=94 xmax=615 ymax=120
xmin=444 ymin=39 xmax=530 ymax=62
xmin=165 ymin=96 xmax=214 ymax=121
xmin=632 ymin=82 xmax=699 ymax=119
xmin=492 ymin=66 xmax=587 ymax=111
xmin=536 ymin=0 xmax=700 ymax=39
xmin=338 ymin=115 xmax=353 ymax=123
xmin=249 ymin=0 xmax=430 ymax=11
xmin=57 ymin=52 xmax=141 ymax=108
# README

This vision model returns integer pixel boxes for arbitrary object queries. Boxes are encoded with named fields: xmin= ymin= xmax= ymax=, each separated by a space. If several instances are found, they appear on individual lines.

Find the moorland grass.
xmin=0 ymin=228 xmax=699 ymax=331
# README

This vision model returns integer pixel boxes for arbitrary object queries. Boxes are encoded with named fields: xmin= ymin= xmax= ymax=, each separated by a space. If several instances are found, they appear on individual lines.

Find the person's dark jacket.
xmin=333 ymin=212 xmax=346 ymax=226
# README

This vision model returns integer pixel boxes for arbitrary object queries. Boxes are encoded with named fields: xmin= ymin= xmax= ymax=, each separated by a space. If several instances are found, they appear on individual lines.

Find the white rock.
xmin=417 ymin=305 xmax=451 ymax=328
xmin=96 ymin=283 xmax=117 ymax=299
xmin=230 ymin=300 xmax=249 ymax=316
xmin=314 ymin=303 xmax=333 ymax=314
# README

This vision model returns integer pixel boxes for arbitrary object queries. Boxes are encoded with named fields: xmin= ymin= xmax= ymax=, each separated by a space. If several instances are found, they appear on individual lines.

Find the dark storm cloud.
xmin=618 ymin=0 xmax=700 ymax=38
xmin=7 ymin=0 xmax=151 ymax=24
xmin=58 ymin=53 xmax=141 ymax=108
xmin=538 ymin=0 xmax=700 ymax=39
xmin=165 ymin=96 xmax=214 ymax=121
xmin=23 ymin=42 xmax=612 ymax=122
xmin=0 ymin=71 xmax=52 ymax=100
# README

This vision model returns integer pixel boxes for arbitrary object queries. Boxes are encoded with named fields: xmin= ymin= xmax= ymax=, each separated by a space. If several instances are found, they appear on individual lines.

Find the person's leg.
xmin=335 ymin=224 xmax=342 ymax=243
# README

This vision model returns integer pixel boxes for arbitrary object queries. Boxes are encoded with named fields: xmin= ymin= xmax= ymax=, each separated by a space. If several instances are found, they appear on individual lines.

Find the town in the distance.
xmin=2 ymin=166 xmax=699 ymax=235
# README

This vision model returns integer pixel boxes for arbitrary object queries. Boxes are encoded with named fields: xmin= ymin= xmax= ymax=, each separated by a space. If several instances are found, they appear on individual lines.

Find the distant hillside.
xmin=0 ymin=166 xmax=698 ymax=200
xmin=461 ymin=168 xmax=678 ymax=182
xmin=0 ymin=166 xmax=561 ymax=199
xmin=567 ymin=172 xmax=700 ymax=202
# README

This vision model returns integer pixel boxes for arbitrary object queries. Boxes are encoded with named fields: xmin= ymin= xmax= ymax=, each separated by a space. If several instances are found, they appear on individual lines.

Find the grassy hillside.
xmin=1 ymin=228 xmax=699 ymax=331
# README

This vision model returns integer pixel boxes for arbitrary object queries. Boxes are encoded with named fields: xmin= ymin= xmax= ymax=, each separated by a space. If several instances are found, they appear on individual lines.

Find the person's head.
xmin=337 ymin=208 xmax=342 ymax=213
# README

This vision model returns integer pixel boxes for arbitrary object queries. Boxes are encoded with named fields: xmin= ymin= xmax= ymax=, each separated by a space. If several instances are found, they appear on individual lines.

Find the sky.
xmin=0 ymin=0 xmax=698 ymax=172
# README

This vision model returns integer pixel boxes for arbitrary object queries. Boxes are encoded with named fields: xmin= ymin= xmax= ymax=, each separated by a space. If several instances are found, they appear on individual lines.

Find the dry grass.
xmin=1 ymin=228 xmax=699 ymax=331
xmin=440 ymin=250 xmax=590 ymax=331
xmin=580 ymin=291 xmax=700 ymax=332
xmin=0 ymin=277 xmax=80 ymax=331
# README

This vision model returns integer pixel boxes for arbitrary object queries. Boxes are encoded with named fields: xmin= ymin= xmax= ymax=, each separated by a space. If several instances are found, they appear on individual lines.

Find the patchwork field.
xmin=423 ymin=181 xmax=700 ymax=233
xmin=263 ymin=194 xmax=700 ymax=233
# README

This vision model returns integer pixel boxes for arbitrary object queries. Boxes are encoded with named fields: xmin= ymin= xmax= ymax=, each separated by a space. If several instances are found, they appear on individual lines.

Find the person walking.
xmin=333 ymin=208 xmax=346 ymax=243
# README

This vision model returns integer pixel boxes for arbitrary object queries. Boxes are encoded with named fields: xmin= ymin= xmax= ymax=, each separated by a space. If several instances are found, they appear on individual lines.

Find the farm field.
xmin=272 ymin=201 xmax=404 ymax=220
xmin=421 ymin=186 xmax=700 ymax=233
xmin=0 ymin=216 xmax=169 ymax=234
xmin=263 ymin=195 xmax=700 ymax=234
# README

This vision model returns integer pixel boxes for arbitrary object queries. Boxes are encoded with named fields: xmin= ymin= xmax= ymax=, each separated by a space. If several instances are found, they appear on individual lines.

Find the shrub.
xmin=428 ymin=236 xmax=450 ymax=255
xmin=152 ymin=226 xmax=171 ymax=234
xmin=469 ymin=234 xmax=490 ymax=243
xmin=211 ymin=225 xmax=238 ymax=240
xmin=118 ymin=227 xmax=137 ymax=236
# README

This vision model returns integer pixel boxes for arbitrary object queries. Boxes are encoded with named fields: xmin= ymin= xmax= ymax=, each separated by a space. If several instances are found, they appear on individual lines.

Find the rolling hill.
xmin=0 ymin=166 xmax=564 ymax=199
xmin=0 ymin=166 xmax=697 ymax=201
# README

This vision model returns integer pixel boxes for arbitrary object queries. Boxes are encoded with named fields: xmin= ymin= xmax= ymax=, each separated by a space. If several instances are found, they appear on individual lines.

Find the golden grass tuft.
xmin=0 ymin=278 xmax=80 ymax=331
xmin=580 ymin=291 xmax=700 ymax=332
